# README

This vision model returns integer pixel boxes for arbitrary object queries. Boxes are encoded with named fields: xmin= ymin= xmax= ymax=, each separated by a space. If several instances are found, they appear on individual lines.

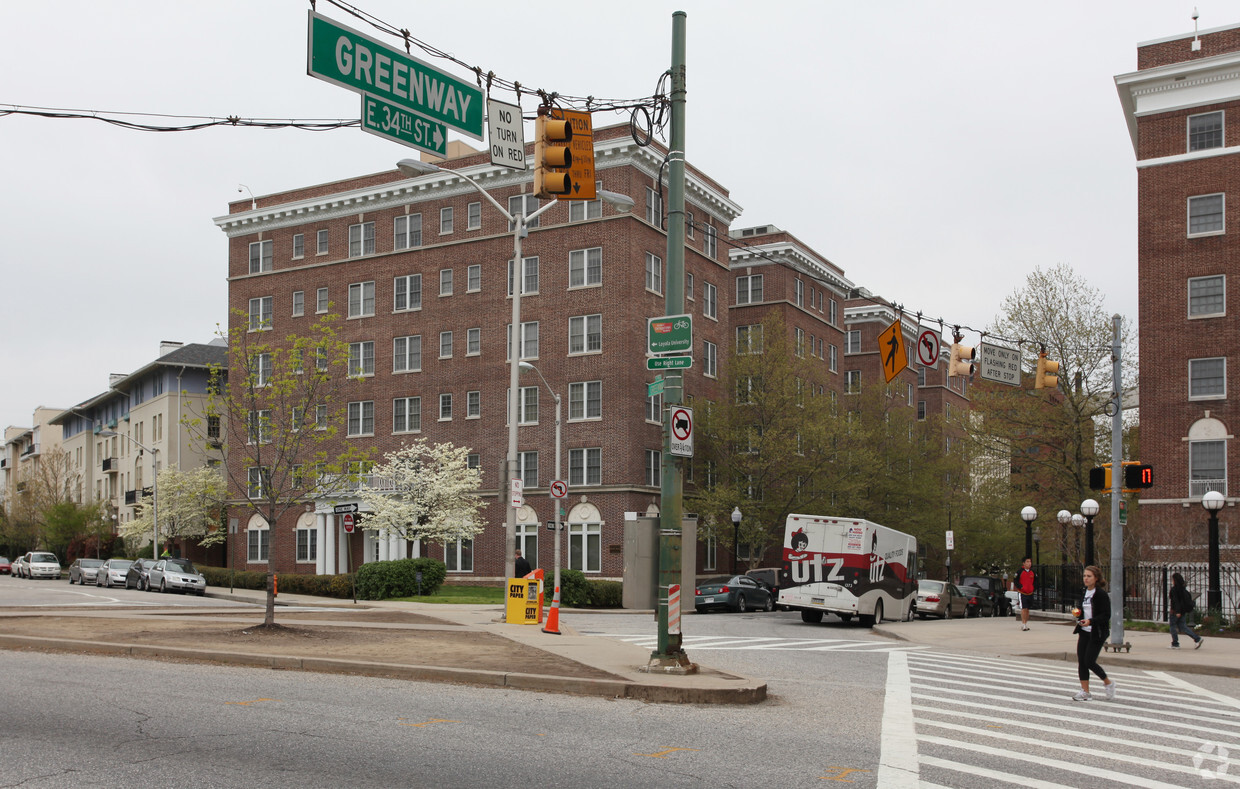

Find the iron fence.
xmin=1029 ymin=562 xmax=1240 ymax=622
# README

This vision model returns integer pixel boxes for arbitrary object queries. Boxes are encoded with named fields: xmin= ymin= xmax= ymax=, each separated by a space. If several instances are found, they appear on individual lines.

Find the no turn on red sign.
xmin=669 ymin=406 xmax=693 ymax=458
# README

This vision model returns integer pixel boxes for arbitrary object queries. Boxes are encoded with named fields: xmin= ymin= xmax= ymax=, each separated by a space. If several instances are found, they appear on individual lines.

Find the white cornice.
xmin=1115 ymin=51 xmax=1240 ymax=153
xmin=728 ymin=241 xmax=853 ymax=293
xmin=213 ymin=138 xmax=744 ymax=238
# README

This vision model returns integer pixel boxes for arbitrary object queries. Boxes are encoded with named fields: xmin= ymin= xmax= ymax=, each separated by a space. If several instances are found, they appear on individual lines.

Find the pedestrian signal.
xmin=1124 ymin=463 xmax=1154 ymax=489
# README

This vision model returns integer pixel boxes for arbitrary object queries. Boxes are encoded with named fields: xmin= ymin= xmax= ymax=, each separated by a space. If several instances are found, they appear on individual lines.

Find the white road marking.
xmin=877 ymin=650 xmax=920 ymax=788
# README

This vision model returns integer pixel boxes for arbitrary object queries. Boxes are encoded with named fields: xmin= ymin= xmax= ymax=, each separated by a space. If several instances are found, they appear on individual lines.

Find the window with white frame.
xmin=1189 ymin=110 xmax=1224 ymax=152
xmin=737 ymin=324 xmax=764 ymax=355
xmin=737 ymin=275 xmax=764 ymax=304
xmin=515 ymin=386 xmax=538 ymax=424
xmin=255 ymin=353 xmax=272 ymax=387
xmin=348 ymin=222 xmax=375 ymax=257
xmin=846 ymin=370 xmax=861 ymax=393
xmin=794 ymin=327 xmax=805 ymax=357
xmin=247 ymin=523 xmax=270 ymax=561
xmin=518 ymin=451 xmax=538 ymax=487
xmin=348 ymin=281 xmax=375 ymax=318
xmin=1191 ymin=440 xmax=1227 ymax=496
xmin=439 ymin=331 xmax=453 ymax=358
xmin=646 ymin=252 xmax=663 ymax=294
xmin=568 ymin=521 xmax=601 ymax=572
xmin=1189 ymin=275 xmax=1225 ymax=317
xmin=569 ymin=314 xmax=602 ymax=354
xmin=507 ymin=321 xmax=539 ymax=360
xmin=569 ymin=380 xmax=602 ymax=420
xmin=316 ymin=404 xmax=328 ymax=429
xmin=507 ymin=194 xmax=540 ymax=230
xmin=348 ymin=341 xmax=374 ymax=377
xmin=347 ymin=401 xmax=374 ymax=436
xmin=703 ymin=340 xmax=717 ymax=378
xmin=569 ymin=196 xmax=602 ymax=222
xmin=917 ymin=365 xmax=927 ymax=386
xmin=645 ymin=186 xmax=662 ymax=226
xmin=316 ymin=287 xmax=329 ymax=313
xmin=248 ymin=240 xmax=272 ymax=274
xmin=686 ymin=272 xmax=694 ymax=300
xmin=686 ymin=210 xmax=695 ymax=238
xmin=248 ymin=297 xmax=273 ymax=331
xmin=394 ymin=213 xmax=422 ymax=249
xmin=846 ymin=330 xmax=861 ymax=354
xmin=645 ymin=449 xmax=660 ymax=486
xmin=439 ymin=393 xmax=453 ymax=420
xmin=646 ymin=390 xmax=662 ymax=423
xmin=247 ymin=467 xmax=270 ymax=500
xmin=467 ymin=327 xmax=481 ymax=355
xmin=467 ymin=202 xmax=481 ymax=230
xmin=440 ymin=268 xmax=453 ymax=296
xmin=467 ymin=264 xmax=481 ymax=292
xmin=703 ymin=281 xmax=717 ymax=319
xmin=292 ymin=233 xmax=304 ymax=259
xmin=508 ymin=256 xmax=539 ymax=295
xmin=247 ymin=409 xmax=271 ymax=445
xmin=907 ymin=382 xmax=914 ymax=405
xmin=316 ymin=229 xmax=329 ymax=255
xmin=829 ymin=299 xmax=838 ymax=325
xmin=570 ymin=447 xmax=602 ymax=486
xmin=467 ymin=453 xmax=480 ymax=470
xmin=395 ymin=273 xmax=422 ymax=311
xmin=445 ymin=537 xmax=473 ymax=572
xmin=393 ymin=397 xmax=420 ymax=433
xmin=1189 ymin=194 xmax=1225 ymax=236
xmin=1189 ymin=357 xmax=1226 ymax=398
xmin=795 ymin=279 xmax=804 ymax=307
xmin=569 ymin=247 xmax=602 ymax=287
xmin=917 ymin=401 xmax=927 ymax=421
xmin=394 ymin=335 xmax=422 ymax=372
xmin=292 ymin=291 xmax=304 ymax=317
xmin=704 ymin=224 xmax=717 ymax=258
xmin=467 ymin=390 xmax=480 ymax=418
xmin=440 ymin=206 xmax=453 ymax=235
xmin=296 ymin=527 xmax=317 ymax=563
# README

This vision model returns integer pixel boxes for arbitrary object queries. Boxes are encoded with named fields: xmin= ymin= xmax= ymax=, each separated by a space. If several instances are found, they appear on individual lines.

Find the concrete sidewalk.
xmin=875 ymin=611 xmax=1240 ymax=678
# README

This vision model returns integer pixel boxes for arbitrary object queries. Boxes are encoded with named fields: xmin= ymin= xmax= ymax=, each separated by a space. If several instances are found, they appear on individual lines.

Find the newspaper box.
xmin=506 ymin=577 xmax=543 ymax=625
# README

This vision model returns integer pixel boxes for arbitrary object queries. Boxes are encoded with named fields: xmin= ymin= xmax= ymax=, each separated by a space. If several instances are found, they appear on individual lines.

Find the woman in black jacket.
xmin=1169 ymin=572 xmax=1204 ymax=649
xmin=1073 ymin=565 xmax=1116 ymax=701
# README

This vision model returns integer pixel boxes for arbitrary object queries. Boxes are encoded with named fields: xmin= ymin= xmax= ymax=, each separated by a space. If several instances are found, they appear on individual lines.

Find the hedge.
xmin=355 ymin=558 xmax=448 ymax=600
xmin=547 ymin=569 xmax=622 ymax=608
xmin=198 ymin=566 xmax=356 ymax=599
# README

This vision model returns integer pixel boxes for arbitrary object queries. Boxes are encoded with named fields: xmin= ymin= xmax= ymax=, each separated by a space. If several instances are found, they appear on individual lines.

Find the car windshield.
xmin=919 ymin=581 xmax=945 ymax=593
xmin=0 ymin=557 xmax=8 ymax=563
xmin=32 ymin=553 xmax=57 ymax=563
xmin=81 ymin=559 xmax=104 ymax=567
xmin=110 ymin=560 xmax=133 ymax=570
xmin=166 ymin=559 xmax=196 ymax=573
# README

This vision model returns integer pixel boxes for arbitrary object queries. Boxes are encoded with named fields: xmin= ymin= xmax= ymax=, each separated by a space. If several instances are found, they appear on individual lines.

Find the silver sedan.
xmin=916 ymin=580 xmax=969 ymax=619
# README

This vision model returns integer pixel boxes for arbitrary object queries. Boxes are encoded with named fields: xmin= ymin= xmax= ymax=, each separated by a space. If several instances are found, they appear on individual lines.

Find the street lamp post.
xmin=1080 ymin=498 xmax=1100 ymax=568
xmin=1032 ymin=530 xmax=1041 ymax=567
xmin=519 ymin=361 xmax=562 ymax=626
xmin=1020 ymin=506 xmax=1037 ymax=562
xmin=731 ymin=507 xmax=742 ymax=574
xmin=396 ymin=159 xmax=632 ymax=583
xmin=1203 ymin=490 xmax=1226 ymax=617
xmin=99 ymin=430 xmax=159 ymax=558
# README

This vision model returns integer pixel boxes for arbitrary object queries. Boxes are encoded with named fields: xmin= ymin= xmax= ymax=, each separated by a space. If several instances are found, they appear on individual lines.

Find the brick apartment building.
xmin=1116 ymin=23 xmax=1240 ymax=560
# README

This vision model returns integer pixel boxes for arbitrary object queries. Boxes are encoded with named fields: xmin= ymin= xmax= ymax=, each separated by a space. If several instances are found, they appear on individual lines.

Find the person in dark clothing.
xmin=514 ymin=550 xmax=532 ymax=578
xmin=1072 ymin=565 xmax=1116 ymax=702
xmin=1169 ymin=572 xmax=1204 ymax=649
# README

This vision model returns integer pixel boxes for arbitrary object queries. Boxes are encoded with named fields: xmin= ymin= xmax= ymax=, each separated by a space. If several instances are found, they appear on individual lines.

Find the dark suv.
xmin=960 ymin=575 xmax=1009 ymax=616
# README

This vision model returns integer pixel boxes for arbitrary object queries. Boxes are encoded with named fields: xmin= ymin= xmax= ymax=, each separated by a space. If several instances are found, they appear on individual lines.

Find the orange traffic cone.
xmin=542 ymin=584 xmax=562 ymax=635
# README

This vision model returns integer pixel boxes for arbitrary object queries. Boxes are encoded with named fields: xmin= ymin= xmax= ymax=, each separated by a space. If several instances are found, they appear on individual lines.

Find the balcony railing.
xmin=124 ymin=487 xmax=153 ymax=506
xmin=1190 ymin=479 xmax=1227 ymax=498
xmin=20 ymin=443 xmax=39 ymax=458
xmin=101 ymin=457 xmax=119 ymax=473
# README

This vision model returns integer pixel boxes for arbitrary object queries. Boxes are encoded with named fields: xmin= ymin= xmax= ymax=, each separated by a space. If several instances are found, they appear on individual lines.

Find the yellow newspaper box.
xmin=506 ymin=577 xmax=543 ymax=625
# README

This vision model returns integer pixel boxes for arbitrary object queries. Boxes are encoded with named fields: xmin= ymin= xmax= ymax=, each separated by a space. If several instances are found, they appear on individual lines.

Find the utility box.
xmin=622 ymin=515 xmax=696 ymax=613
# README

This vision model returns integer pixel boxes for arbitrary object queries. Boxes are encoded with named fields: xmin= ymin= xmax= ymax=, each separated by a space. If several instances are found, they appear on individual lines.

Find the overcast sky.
xmin=0 ymin=1 xmax=1214 ymax=432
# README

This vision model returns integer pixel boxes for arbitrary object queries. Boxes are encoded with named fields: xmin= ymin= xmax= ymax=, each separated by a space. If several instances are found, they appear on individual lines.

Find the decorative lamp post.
xmin=1020 ymin=506 xmax=1037 ymax=561
xmin=1080 ymin=498 xmax=1100 ymax=567
xmin=731 ymin=507 xmax=742 ymax=575
xmin=1032 ymin=530 xmax=1041 ymax=567
xmin=1070 ymin=513 xmax=1085 ymax=566
xmin=1202 ymin=490 xmax=1226 ymax=617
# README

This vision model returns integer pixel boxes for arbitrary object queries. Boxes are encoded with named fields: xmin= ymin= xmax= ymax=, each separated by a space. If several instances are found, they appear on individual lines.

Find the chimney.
xmin=159 ymin=341 xmax=184 ymax=357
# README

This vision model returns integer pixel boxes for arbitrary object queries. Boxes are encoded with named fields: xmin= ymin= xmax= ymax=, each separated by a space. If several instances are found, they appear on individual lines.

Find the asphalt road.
xmin=0 ymin=574 xmax=253 ymax=608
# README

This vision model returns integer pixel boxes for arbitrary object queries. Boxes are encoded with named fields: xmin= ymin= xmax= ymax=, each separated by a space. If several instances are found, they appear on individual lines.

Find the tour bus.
xmin=776 ymin=514 xmax=918 ymax=626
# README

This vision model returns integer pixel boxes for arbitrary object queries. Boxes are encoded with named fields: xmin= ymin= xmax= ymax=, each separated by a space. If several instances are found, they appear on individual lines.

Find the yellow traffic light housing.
xmin=534 ymin=113 xmax=573 ymax=198
xmin=948 ymin=342 xmax=975 ymax=377
xmin=1089 ymin=466 xmax=1111 ymax=490
xmin=1035 ymin=351 xmax=1059 ymax=390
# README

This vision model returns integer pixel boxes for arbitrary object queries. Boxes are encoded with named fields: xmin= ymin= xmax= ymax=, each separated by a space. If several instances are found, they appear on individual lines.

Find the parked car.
xmin=69 ymin=558 xmax=105 ymax=585
xmin=24 ymin=552 xmax=61 ymax=580
xmin=958 ymin=584 xmax=996 ymax=617
xmin=1004 ymin=590 xmax=1020 ymax=616
xmin=96 ymin=558 xmax=134 ymax=588
xmin=148 ymin=558 xmax=207 ymax=595
xmin=11 ymin=554 xmax=27 ymax=578
xmin=0 ymin=556 xmax=11 ymax=575
xmin=125 ymin=558 xmax=160 ymax=591
xmin=916 ymin=580 xmax=968 ymax=619
xmin=959 ymin=575 xmax=1010 ymax=616
xmin=695 ymin=574 xmax=774 ymax=613
xmin=745 ymin=567 xmax=785 ymax=609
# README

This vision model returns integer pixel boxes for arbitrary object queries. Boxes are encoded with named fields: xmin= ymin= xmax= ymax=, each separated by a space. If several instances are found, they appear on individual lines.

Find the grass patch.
xmin=391 ymin=584 xmax=505 ymax=605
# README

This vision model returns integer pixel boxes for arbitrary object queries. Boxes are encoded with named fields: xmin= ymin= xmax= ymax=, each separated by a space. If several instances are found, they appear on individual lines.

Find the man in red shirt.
xmin=1012 ymin=556 xmax=1036 ymax=631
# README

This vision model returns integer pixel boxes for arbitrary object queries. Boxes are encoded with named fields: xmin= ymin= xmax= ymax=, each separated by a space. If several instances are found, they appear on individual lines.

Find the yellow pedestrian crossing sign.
xmin=878 ymin=319 xmax=907 ymax=383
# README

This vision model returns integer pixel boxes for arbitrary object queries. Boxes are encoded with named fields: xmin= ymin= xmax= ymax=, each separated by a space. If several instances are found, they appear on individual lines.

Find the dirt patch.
xmin=151 ymin=609 xmax=460 ymax=626
xmin=0 ymin=615 xmax=618 ymax=679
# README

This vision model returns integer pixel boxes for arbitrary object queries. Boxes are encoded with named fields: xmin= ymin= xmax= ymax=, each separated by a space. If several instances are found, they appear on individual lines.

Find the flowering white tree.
xmin=124 ymin=466 xmax=228 ymax=548
xmin=356 ymin=439 xmax=485 ymax=545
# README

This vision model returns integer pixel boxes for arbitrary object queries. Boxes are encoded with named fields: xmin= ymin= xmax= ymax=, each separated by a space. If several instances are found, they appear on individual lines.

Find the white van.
xmin=776 ymin=515 xmax=917 ymax=626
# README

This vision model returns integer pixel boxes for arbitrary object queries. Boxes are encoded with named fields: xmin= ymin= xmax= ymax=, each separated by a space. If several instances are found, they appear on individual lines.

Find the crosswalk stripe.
xmin=587 ymin=633 xmax=927 ymax=652
xmin=919 ymin=754 xmax=1131 ymax=789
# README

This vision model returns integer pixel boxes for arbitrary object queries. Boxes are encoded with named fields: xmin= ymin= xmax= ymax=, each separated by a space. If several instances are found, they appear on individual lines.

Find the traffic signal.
xmin=1089 ymin=466 xmax=1111 ymax=491
xmin=1035 ymin=351 xmax=1060 ymax=390
xmin=1124 ymin=463 xmax=1154 ymax=489
xmin=533 ymin=111 xmax=573 ymax=199
xmin=948 ymin=342 xmax=975 ymax=377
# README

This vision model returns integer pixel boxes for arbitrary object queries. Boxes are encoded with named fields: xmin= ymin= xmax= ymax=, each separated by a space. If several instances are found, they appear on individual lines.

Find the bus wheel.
xmin=801 ymin=610 xmax=824 ymax=624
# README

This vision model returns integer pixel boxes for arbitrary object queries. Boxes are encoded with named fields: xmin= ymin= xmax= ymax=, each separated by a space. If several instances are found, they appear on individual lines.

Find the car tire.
xmin=945 ymin=605 xmax=953 ymax=620
xmin=736 ymin=595 xmax=748 ymax=613
xmin=160 ymin=579 xmax=167 ymax=593
xmin=69 ymin=575 xmax=75 ymax=585
xmin=138 ymin=578 xmax=146 ymax=592
xmin=696 ymin=606 xmax=707 ymax=614
xmin=763 ymin=595 xmax=775 ymax=612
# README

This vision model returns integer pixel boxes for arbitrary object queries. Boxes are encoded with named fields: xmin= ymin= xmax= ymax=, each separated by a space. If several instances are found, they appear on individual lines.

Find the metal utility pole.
xmin=646 ymin=10 xmax=695 ymax=674
xmin=1109 ymin=314 xmax=1124 ymax=646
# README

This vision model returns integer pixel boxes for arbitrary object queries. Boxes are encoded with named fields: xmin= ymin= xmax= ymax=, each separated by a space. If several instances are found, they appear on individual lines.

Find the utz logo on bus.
xmin=651 ymin=321 xmax=674 ymax=334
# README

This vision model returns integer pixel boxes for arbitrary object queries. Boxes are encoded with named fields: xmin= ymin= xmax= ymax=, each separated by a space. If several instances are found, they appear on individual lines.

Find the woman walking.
xmin=1169 ymin=572 xmax=1204 ymax=649
xmin=1073 ymin=565 xmax=1116 ymax=701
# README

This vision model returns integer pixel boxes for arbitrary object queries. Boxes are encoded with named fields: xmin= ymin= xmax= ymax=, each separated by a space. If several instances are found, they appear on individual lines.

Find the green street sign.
xmin=647 ymin=356 xmax=693 ymax=370
xmin=648 ymin=314 xmax=692 ymax=355
xmin=361 ymin=94 xmax=447 ymax=156
xmin=647 ymin=376 xmax=665 ymax=397
xmin=307 ymin=11 xmax=483 ymax=139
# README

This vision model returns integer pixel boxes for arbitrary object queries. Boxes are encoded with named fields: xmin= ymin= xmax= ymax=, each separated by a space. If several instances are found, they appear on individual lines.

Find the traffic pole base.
xmin=641 ymin=652 xmax=699 ymax=675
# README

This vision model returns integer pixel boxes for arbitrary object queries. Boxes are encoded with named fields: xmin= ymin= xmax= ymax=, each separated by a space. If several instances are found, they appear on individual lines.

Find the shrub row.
xmin=355 ymin=558 xmax=448 ymax=600
xmin=549 ymin=569 xmax=622 ymax=608
xmin=198 ymin=566 xmax=356 ymax=599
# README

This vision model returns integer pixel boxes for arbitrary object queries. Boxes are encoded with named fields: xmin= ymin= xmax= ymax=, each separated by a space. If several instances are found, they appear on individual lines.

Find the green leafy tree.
xmin=122 ymin=466 xmax=228 ymax=549
xmin=356 ymin=439 xmax=486 ymax=546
